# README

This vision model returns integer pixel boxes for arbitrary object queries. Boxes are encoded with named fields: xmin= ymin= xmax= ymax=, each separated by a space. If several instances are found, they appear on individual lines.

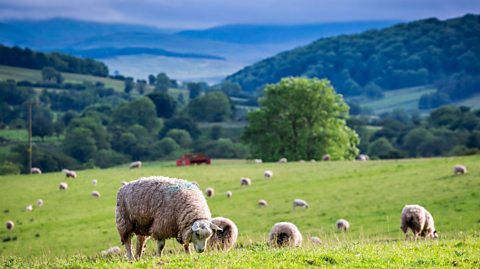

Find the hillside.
xmin=226 ymin=14 xmax=480 ymax=106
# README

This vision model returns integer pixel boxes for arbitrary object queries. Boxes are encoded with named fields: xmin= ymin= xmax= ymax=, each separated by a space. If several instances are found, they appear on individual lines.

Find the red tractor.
xmin=176 ymin=153 xmax=211 ymax=166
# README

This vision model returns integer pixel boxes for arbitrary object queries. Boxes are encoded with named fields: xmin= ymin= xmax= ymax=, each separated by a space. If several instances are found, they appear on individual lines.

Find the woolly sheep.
xmin=299 ymin=160 xmax=305 ymax=163
xmin=129 ymin=161 xmax=142 ymax=169
xmin=268 ymin=222 xmax=302 ymax=247
xmin=101 ymin=246 xmax=122 ymax=257
xmin=258 ymin=199 xmax=269 ymax=207
xmin=310 ymin=159 xmax=316 ymax=163
xmin=356 ymin=154 xmax=369 ymax=161
xmin=207 ymin=217 xmax=238 ymax=251
xmin=400 ymin=204 xmax=438 ymax=240
xmin=264 ymin=170 xmax=273 ymax=179
xmin=240 ymin=177 xmax=251 ymax=186
xmin=254 ymin=159 xmax=263 ymax=164
xmin=5 ymin=220 xmax=14 ymax=231
xmin=92 ymin=179 xmax=97 ymax=186
xmin=30 ymin=167 xmax=42 ymax=174
xmin=293 ymin=199 xmax=309 ymax=209
xmin=336 ymin=219 xmax=350 ymax=231
xmin=205 ymin=187 xmax=214 ymax=198
xmin=322 ymin=154 xmax=331 ymax=161
xmin=25 ymin=205 xmax=33 ymax=211
xmin=62 ymin=169 xmax=77 ymax=179
xmin=453 ymin=165 xmax=467 ymax=175
xmin=278 ymin=158 xmax=288 ymax=164
xmin=115 ymin=176 xmax=222 ymax=260
xmin=310 ymin=236 xmax=322 ymax=245
xmin=226 ymin=191 xmax=232 ymax=198
xmin=91 ymin=191 xmax=101 ymax=198
xmin=37 ymin=199 xmax=43 ymax=207
xmin=59 ymin=182 xmax=68 ymax=190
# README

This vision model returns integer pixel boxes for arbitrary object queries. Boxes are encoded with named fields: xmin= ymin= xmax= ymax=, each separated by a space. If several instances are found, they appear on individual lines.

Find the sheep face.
xmin=191 ymin=220 xmax=222 ymax=253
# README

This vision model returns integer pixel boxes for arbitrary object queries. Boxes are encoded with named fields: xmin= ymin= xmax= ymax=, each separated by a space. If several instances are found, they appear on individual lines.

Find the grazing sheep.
xmin=101 ymin=246 xmax=122 ymax=257
xmin=115 ymin=176 xmax=221 ymax=260
xmin=299 ymin=160 xmax=305 ymax=163
xmin=336 ymin=219 xmax=350 ymax=231
xmin=254 ymin=159 xmax=263 ymax=164
xmin=92 ymin=179 xmax=97 ymax=186
xmin=25 ymin=205 xmax=33 ymax=211
xmin=207 ymin=217 xmax=238 ymax=251
xmin=268 ymin=222 xmax=302 ymax=247
xmin=62 ymin=169 xmax=77 ymax=179
xmin=401 ymin=204 xmax=438 ymax=240
xmin=453 ymin=165 xmax=467 ymax=175
xmin=278 ymin=158 xmax=288 ymax=164
xmin=356 ymin=154 xmax=369 ymax=161
xmin=293 ymin=199 xmax=309 ymax=209
xmin=226 ymin=191 xmax=232 ymax=198
xmin=240 ymin=177 xmax=251 ymax=186
xmin=129 ymin=161 xmax=142 ymax=169
xmin=310 ymin=236 xmax=322 ymax=245
xmin=264 ymin=170 xmax=273 ymax=180
xmin=37 ymin=199 xmax=43 ymax=207
xmin=59 ymin=182 xmax=68 ymax=190
xmin=205 ymin=187 xmax=214 ymax=198
xmin=30 ymin=167 xmax=42 ymax=174
xmin=91 ymin=191 xmax=101 ymax=198
xmin=322 ymin=154 xmax=331 ymax=161
xmin=310 ymin=159 xmax=316 ymax=163
xmin=5 ymin=220 xmax=14 ymax=231
xmin=258 ymin=199 xmax=269 ymax=207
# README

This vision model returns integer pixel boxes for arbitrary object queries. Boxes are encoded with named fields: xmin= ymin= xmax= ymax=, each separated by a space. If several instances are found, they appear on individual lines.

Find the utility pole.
xmin=28 ymin=102 xmax=32 ymax=174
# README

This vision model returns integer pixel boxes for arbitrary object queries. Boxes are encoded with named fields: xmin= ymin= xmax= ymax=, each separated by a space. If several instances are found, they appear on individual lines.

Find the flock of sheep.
xmin=4 ymin=158 xmax=468 ymax=260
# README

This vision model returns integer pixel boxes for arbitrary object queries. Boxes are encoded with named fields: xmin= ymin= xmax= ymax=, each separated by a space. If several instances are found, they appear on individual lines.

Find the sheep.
xmin=293 ymin=199 xmax=309 ymax=209
xmin=92 ymin=179 xmax=97 ymax=186
xmin=30 ymin=167 xmax=42 ymax=174
xmin=25 ymin=205 xmax=33 ymax=211
xmin=400 ymin=204 xmax=438 ymax=240
xmin=264 ymin=170 xmax=273 ymax=180
xmin=268 ymin=222 xmax=302 ymax=247
xmin=91 ymin=191 xmax=101 ymax=198
xmin=129 ymin=161 xmax=142 ymax=169
xmin=205 ymin=187 xmax=214 ymax=198
xmin=278 ymin=158 xmax=288 ymax=163
xmin=322 ymin=154 xmax=331 ymax=161
xmin=226 ymin=191 xmax=232 ymax=198
xmin=240 ymin=177 xmax=251 ymax=186
xmin=207 ymin=217 xmax=238 ymax=251
xmin=356 ymin=154 xmax=369 ymax=161
xmin=299 ymin=160 xmax=305 ymax=163
xmin=5 ymin=220 xmax=14 ymax=231
xmin=59 ymin=182 xmax=68 ymax=190
xmin=254 ymin=159 xmax=263 ymax=164
xmin=101 ymin=246 xmax=122 ymax=257
xmin=258 ymin=199 xmax=269 ymax=207
xmin=37 ymin=199 xmax=43 ymax=207
xmin=336 ymin=219 xmax=350 ymax=231
xmin=310 ymin=236 xmax=322 ymax=245
xmin=62 ymin=169 xmax=77 ymax=179
xmin=115 ymin=176 xmax=222 ymax=260
xmin=310 ymin=159 xmax=316 ymax=163
xmin=453 ymin=165 xmax=467 ymax=175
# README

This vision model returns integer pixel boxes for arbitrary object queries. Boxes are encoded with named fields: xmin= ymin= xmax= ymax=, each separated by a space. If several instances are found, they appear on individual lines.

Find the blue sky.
xmin=0 ymin=0 xmax=478 ymax=28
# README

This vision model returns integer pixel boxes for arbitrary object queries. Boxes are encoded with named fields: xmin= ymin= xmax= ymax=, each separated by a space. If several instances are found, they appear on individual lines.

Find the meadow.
xmin=0 ymin=156 xmax=479 ymax=268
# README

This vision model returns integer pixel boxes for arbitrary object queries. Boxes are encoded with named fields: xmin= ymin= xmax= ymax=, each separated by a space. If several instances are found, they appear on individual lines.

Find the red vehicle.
xmin=176 ymin=153 xmax=211 ymax=166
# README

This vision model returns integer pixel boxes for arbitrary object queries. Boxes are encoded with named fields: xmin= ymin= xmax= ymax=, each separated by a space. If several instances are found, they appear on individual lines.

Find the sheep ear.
xmin=210 ymin=222 xmax=222 ymax=231
xmin=192 ymin=221 xmax=201 ymax=231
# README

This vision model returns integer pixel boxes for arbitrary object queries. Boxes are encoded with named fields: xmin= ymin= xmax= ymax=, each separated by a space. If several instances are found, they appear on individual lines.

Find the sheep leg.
xmin=124 ymin=236 xmax=134 ymax=261
xmin=157 ymin=239 xmax=165 ymax=257
xmin=135 ymin=235 xmax=149 ymax=260
xmin=183 ymin=243 xmax=191 ymax=254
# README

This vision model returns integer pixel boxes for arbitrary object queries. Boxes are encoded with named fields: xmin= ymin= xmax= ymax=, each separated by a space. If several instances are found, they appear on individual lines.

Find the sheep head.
xmin=191 ymin=220 xmax=222 ymax=253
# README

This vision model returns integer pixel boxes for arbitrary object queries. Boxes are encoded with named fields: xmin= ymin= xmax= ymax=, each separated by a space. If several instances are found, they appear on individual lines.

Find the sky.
xmin=0 ymin=0 xmax=479 ymax=29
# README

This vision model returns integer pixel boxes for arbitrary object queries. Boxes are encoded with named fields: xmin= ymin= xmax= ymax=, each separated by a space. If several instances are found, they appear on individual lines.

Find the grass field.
xmin=1 ymin=156 xmax=479 ymax=267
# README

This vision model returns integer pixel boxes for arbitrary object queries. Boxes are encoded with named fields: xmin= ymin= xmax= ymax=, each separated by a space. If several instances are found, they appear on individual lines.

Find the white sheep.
xmin=299 ymin=160 xmax=305 ymax=163
xmin=62 ymin=169 xmax=77 ymax=179
xmin=30 ymin=167 xmax=42 ymax=174
xmin=226 ymin=191 xmax=232 ymax=198
xmin=336 ymin=219 xmax=350 ymax=231
xmin=310 ymin=159 xmax=316 ymax=163
xmin=116 ymin=176 xmax=221 ymax=260
xmin=268 ymin=222 xmax=302 ymax=247
xmin=453 ymin=165 xmax=467 ymax=175
xmin=207 ymin=217 xmax=238 ymax=251
xmin=37 ymin=199 xmax=43 ymax=207
xmin=129 ymin=161 xmax=142 ymax=169
xmin=310 ymin=236 xmax=322 ymax=245
xmin=278 ymin=158 xmax=288 ymax=163
xmin=101 ymin=246 xmax=122 ymax=257
xmin=91 ymin=191 xmax=101 ymax=198
xmin=264 ymin=170 xmax=273 ymax=180
xmin=205 ymin=187 xmax=214 ymax=198
xmin=322 ymin=154 xmax=331 ymax=161
xmin=401 ymin=204 xmax=438 ymax=240
xmin=254 ymin=159 xmax=263 ymax=164
xmin=25 ymin=205 xmax=33 ymax=211
xmin=92 ymin=179 xmax=97 ymax=186
xmin=59 ymin=182 xmax=68 ymax=190
xmin=293 ymin=199 xmax=309 ymax=209
xmin=258 ymin=199 xmax=269 ymax=207
xmin=240 ymin=177 xmax=251 ymax=186
xmin=5 ymin=220 xmax=14 ymax=231
xmin=356 ymin=154 xmax=369 ymax=161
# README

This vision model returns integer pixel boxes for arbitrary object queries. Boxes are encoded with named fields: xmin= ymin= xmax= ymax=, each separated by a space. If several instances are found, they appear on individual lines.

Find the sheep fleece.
xmin=116 ymin=176 xmax=212 ymax=244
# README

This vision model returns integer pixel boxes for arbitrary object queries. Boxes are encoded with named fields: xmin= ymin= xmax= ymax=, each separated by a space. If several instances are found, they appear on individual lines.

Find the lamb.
xmin=240 ymin=177 xmax=251 ymax=186
xmin=37 ymin=199 xmax=43 ymax=207
xmin=92 ymin=179 xmax=97 ymax=186
xmin=226 ymin=191 xmax=232 ymax=198
xmin=268 ymin=222 xmax=302 ymax=247
xmin=205 ymin=187 xmax=214 ymax=198
xmin=5 ymin=220 xmax=14 ymax=231
xmin=207 ymin=217 xmax=238 ymax=251
xmin=59 ymin=182 xmax=68 ymax=190
xmin=30 ymin=167 xmax=42 ymax=174
xmin=258 ymin=199 xmax=269 ymax=207
xmin=101 ymin=246 xmax=122 ymax=257
xmin=254 ymin=159 xmax=263 ymax=164
xmin=129 ymin=161 xmax=142 ymax=169
xmin=278 ymin=158 xmax=288 ymax=163
xmin=310 ymin=236 xmax=322 ymax=245
xmin=322 ymin=154 xmax=331 ymax=161
xmin=115 ymin=176 xmax=221 ymax=260
xmin=264 ymin=170 xmax=273 ymax=179
xmin=356 ymin=154 xmax=369 ymax=161
xmin=336 ymin=219 xmax=350 ymax=231
xmin=91 ymin=191 xmax=101 ymax=198
xmin=293 ymin=199 xmax=309 ymax=209
xmin=453 ymin=165 xmax=467 ymax=175
xmin=25 ymin=205 xmax=33 ymax=211
xmin=400 ymin=204 xmax=438 ymax=240
xmin=62 ymin=169 xmax=77 ymax=179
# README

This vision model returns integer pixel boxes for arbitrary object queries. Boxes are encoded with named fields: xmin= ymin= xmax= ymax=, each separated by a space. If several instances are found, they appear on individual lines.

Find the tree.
xmin=166 ymin=129 xmax=192 ymax=147
xmin=148 ymin=74 xmax=156 ymax=85
xmin=41 ymin=67 xmax=58 ymax=82
xmin=124 ymin=77 xmax=134 ymax=94
xmin=187 ymin=82 xmax=204 ymax=100
xmin=367 ymin=138 xmax=400 ymax=159
xmin=147 ymin=92 xmax=177 ymax=118
xmin=155 ymin=73 xmax=170 ymax=92
xmin=63 ymin=127 xmax=97 ymax=162
xmin=112 ymin=97 xmax=163 ymax=133
xmin=136 ymin=80 xmax=147 ymax=95
xmin=187 ymin=91 xmax=231 ymax=122
xmin=243 ymin=77 xmax=359 ymax=161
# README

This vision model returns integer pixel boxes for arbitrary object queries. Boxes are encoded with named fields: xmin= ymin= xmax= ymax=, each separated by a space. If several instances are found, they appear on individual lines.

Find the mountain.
xmin=61 ymin=47 xmax=224 ymax=60
xmin=225 ymin=14 xmax=480 ymax=103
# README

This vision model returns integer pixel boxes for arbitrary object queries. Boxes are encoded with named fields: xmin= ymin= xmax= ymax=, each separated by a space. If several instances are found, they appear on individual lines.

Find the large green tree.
xmin=187 ymin=91 xmax=232 ymax=122
xmin=243 ymin=77 xmax=359 ymax=161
